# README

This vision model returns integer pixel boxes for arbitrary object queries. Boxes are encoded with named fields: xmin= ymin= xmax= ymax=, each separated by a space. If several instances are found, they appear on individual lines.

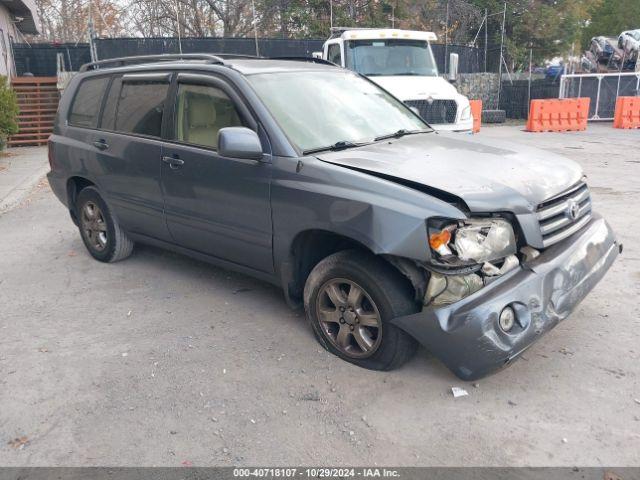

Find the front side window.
xmin=69 ymin=76 xmax=110 ymax=128
xmin=327 ymin=44 xmax=342 ymax=65
xmin=114 ymin=81 xmax=169 ymax=137
xmin=248 ymin=70 xmax=428 ymax=153
xmin=345 ymin=39 xmax=438 ymax=77
xmin=174 ymin=83 xmax=243 ymax=149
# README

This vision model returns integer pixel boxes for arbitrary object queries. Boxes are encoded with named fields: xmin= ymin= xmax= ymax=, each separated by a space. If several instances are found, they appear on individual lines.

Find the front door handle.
xmin=93 ymin=140 xmax=109 ymax=150
xmin=162 ymin=156 xmax=185 ymax=169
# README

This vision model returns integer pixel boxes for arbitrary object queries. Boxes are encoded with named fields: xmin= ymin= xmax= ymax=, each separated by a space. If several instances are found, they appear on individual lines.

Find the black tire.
xmin=303 ymin=250 xmax=419 ymax=371
xmin=481 ymin=109 xmax=506 ymax=124
xmin=76 ymin=186 xmax=134 ymax=263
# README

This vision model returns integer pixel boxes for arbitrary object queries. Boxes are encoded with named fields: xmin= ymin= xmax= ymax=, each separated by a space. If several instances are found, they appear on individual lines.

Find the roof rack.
xmin=79 ymin=54 xmax=226 ymax=72
xmin=269 ymin=56 xmax=337 ymax=66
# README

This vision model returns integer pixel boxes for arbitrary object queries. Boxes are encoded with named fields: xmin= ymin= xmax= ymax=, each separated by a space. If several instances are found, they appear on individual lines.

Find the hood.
xmin=368 ymin=75 xmax=459 ymax=100
xmin=316 ymin=133 xmax=583 ymax=214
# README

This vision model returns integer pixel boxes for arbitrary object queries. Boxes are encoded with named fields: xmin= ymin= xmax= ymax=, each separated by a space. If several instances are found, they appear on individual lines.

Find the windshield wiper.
xmin=374 ymin=129 xmax=431 ymax=141
xmin=303 ymin=140 xmax=369 ymax=155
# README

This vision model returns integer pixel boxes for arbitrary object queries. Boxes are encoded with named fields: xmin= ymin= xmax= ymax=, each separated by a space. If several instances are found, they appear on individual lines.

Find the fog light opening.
xmin=499 ymin=306 xmax=516 ymax=333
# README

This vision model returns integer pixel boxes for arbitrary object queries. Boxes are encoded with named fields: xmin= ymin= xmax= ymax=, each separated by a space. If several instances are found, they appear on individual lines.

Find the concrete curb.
xmin=0 ymin=164 xmax=50 ymax=214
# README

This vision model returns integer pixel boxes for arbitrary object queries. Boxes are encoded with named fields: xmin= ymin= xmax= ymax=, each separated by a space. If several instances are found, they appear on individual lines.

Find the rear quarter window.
xmin=68 ymin=76 xmax=110 ymax=128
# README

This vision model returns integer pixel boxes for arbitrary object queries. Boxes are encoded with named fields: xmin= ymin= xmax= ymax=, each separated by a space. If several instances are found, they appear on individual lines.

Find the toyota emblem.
xmin=566 ymin=200 xmax=580 ymax=220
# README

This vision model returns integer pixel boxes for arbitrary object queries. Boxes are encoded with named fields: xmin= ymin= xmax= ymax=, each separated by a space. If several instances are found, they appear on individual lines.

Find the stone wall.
xmin=452 ymin=73 xmax=500 ymax=110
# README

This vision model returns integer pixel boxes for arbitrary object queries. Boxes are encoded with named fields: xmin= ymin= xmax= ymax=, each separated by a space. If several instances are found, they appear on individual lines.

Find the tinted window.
xmin=327 ymin=44 xmax=341 ymax=65
xmin=69 ymin=76 xmax=110 ymax=128
xmin=115 ymin=81 xmax=169 ymax=137
xmin=100 ymin=76 xmax=122 ymax=130
xmin=174 ymin=83 xmax=243 ymax=149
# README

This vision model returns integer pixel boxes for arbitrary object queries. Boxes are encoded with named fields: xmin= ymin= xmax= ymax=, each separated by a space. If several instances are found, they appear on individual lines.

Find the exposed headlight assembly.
xmin=425 ymin=217 xmax=519 ymax=307
xmin=428 ymin=218 xmax=517 ymax=265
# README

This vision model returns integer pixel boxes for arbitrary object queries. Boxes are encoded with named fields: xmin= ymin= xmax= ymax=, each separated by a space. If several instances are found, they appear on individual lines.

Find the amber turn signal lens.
xmin=429 ymin=229 xmax=452 ymax=250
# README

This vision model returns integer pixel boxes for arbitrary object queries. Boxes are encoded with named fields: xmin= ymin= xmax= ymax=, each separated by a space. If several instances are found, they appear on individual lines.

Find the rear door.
xmin=92 ymin=72 xmax=172 ymax=241
xmin=160 ymin=73 xmax=273 ymax=273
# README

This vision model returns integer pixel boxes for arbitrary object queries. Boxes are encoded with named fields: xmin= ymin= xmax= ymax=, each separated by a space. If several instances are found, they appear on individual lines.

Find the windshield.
xmin=248 ymin=70 xmax=429 ymax=153
xmin=345 ymin=39 xmax=439 ymax=77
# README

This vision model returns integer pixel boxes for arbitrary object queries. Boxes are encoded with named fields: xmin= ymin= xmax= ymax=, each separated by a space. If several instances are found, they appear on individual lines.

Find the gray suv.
xmin=48 ymin=54 xmax=620 ymax=380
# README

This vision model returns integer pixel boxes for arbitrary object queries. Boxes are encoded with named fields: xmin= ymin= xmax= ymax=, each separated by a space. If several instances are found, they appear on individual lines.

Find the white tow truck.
xmin=315 ymin=28 xmax=473 ymax=132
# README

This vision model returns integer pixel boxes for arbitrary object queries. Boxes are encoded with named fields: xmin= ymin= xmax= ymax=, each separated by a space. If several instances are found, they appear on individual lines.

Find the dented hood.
xmin=315 ymin=132 xmax=583 ymax=214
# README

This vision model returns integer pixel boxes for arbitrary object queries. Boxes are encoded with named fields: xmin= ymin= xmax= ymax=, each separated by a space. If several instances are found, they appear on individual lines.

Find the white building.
xmin=0 ymin=0 xmax=39 ymax=77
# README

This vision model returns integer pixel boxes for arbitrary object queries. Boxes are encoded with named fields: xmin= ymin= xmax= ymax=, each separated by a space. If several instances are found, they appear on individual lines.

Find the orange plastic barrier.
xmin=613 ymin=96 xmax=640 ymax=129
xmin=469 ymin=99 xmax=482 ymax=133
xmin=526 ymin=98 xmax=590 ymax=133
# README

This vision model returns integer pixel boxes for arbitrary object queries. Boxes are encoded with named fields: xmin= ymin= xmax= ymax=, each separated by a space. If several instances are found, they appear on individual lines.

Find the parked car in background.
xmin=544 ymin=64 xmax=565 ymax=81
xmin=316 ymin=28 xmax=473 ymax=132
xmin=48 ymin=54 xmax=620 ymax=380
xmin=618 ymin=29 xmax=640 ymax=60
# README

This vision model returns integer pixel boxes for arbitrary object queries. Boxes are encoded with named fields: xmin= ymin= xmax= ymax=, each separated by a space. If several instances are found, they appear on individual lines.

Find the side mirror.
xmin=447 ymin=53 xmax=459 ymax=82
xmin=218 ymin=127 xmax=263 ymax=161
xmin=312 ymin=51 xmax=323 ymax=59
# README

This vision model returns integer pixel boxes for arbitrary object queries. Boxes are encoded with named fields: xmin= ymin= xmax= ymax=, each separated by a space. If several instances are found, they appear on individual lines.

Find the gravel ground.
xmin=0 ymin=124 xmax=639 ymax=467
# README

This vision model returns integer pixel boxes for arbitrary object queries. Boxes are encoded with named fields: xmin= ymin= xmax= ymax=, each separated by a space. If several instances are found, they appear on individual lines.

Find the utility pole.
xmin=175 ymin=0 xmax=183 ymax=54
xmin=88 ymin=0 xmax=98 ymax=63
xmin=252 ymin=0 xmax=260 ymax=56
xmin=484 ymin=8 xmax=488 ymax=73
xmin=444 ymin=0 xmax=449 ymax=74
xmin=496 ymin=1 xmax=506 ymax=109
xmin=330 ymin=0 xmax=333 ymax=30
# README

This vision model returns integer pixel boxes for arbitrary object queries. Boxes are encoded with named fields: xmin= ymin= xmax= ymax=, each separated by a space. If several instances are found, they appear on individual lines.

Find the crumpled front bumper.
xmin=391 ymin=213 xmax=620 ymax=380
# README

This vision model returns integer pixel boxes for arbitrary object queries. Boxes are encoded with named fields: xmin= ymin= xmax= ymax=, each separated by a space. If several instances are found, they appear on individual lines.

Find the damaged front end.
xmin=424 ymin=216 xmax=526 ymax=309
xmin=389 ymin=213 xmax=620 ymax=380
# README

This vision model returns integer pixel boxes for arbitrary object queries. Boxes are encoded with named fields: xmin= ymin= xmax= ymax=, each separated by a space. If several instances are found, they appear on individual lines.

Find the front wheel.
xmin=304 ymin=250 xmax=419 ymax=371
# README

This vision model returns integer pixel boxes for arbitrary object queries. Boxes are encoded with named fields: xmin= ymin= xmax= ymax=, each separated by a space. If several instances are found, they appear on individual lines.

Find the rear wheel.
xmin=76 ymin=186 xmax=134 ymax=263
xmin=304 ymin=250 xmax=419 ymax=371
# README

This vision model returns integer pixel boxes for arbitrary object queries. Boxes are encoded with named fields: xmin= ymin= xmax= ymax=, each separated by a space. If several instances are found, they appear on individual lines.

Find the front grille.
xmin=405 ymin=99 xmax=457 ymax=124
xmin=537 ymin=182 xmax=592 ymax=247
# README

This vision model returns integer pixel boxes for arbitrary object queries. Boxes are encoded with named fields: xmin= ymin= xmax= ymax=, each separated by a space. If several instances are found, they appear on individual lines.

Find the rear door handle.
xmin=93 ymin=140 xmax=109 ymax=150
xmin=162 ymin=155 xmax=185 ymax=169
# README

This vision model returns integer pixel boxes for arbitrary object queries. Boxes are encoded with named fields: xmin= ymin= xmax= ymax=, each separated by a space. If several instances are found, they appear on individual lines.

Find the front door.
xmin=161 ymin=73 xmax=273 ymax=274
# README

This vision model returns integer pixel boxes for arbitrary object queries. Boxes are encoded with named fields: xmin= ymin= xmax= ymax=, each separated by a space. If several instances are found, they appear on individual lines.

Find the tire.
xmin=76 ymin=186 xmax=134 ymax=263
xmin=304 ymin=250 xmax=419 ymax=371
xmin=481 ymin=109 xmax=506 ymax=124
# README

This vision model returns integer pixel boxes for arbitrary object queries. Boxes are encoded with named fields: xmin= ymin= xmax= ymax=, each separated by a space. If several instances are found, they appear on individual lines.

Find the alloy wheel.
xmin=315 ymin=278 xmax=382 ymax=358
xmin=80 ymin=201 xmax=108 ymax=252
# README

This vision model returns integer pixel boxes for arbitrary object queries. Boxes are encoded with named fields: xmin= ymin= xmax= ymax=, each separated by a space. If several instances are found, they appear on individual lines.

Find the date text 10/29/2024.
xmin=233 ymin=468 xmax=400 ymax=478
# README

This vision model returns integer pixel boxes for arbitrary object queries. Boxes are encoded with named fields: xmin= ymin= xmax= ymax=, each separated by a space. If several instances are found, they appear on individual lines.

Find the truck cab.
xmin=318 ymin=28 xmax=473 ymax=132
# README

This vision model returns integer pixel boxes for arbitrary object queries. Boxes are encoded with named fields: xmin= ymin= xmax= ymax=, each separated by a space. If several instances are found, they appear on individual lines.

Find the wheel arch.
xmin=280 ymin=228 xmax=422 ymax=308
xmin=66 ymin=176 xmax=96 ymax=224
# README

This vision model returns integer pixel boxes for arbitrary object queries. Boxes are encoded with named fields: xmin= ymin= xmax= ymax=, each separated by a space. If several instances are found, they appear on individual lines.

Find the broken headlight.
xmin=428 ymin=217 xmax=517 ymax=265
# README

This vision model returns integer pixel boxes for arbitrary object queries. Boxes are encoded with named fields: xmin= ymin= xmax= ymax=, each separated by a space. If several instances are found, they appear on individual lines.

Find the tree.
xmin=0 ymin=76 xmax=18 ymax=151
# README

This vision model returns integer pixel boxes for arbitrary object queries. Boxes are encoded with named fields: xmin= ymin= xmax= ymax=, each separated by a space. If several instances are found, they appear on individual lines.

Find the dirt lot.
xmin=0 ymin=124 xmax=639 ymax=467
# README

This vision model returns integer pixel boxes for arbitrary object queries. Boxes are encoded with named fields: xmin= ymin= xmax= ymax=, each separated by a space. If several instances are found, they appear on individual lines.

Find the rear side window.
xmin=100 ymin=76 xmax=122 ymax=130
xmin=114 ymin=80 xmax=169 ymax=137
xmin=69 ymin=76 xmax=110 ymax=128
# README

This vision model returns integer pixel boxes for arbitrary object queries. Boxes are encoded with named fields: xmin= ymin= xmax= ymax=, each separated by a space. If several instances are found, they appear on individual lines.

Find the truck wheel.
xmin=76 ymin=186 xmax=134 ymax=263
xmin=304 ymin=250 xmax=419 ymax=371
xmin=481 ymin=109 xmax=506 ymax=124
